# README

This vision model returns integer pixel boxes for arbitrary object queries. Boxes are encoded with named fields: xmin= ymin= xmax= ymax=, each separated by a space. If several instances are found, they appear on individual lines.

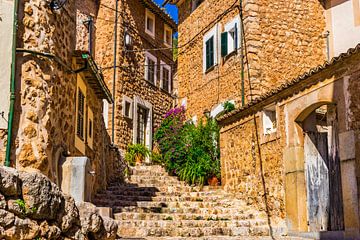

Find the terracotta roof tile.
xmin=140 ymin=0 xmax=177 ymax=30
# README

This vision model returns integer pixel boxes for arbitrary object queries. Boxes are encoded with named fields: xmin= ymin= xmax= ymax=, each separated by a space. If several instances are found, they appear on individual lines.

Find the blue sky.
xmin=154 ymin=0 xmax=178 ymax=23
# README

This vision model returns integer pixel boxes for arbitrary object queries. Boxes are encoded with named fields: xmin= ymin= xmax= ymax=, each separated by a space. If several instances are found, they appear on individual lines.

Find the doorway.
xmin=303 ymin=104 xmax=344 ymax=232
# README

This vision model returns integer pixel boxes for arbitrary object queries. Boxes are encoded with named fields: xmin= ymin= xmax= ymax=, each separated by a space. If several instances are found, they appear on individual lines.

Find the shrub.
xmin=125 ymin=144 xmax=150 ymax=166
xmin=155 ymin=107 xmax=221 ymax=185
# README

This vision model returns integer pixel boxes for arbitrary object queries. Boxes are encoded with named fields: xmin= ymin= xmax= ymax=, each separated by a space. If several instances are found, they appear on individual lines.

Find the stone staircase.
xmin=93 ymin=165 xmax=297 ymax=239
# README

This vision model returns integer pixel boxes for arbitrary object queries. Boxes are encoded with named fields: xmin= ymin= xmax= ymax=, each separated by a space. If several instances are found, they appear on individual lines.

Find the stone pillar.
xmin=61 ymin=157 xmax=92 ymax=203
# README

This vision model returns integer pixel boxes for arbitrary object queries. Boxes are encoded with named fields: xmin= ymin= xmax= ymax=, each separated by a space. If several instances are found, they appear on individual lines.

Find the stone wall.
xmin=16 ymin=0 xmax=77 ymax=179
xmin=176 ymin=0 xmax=326 ymax=119
xmin=220 ymin=114 xmax=286 ymax=221
xmin=219 ymin=50 xmax=360 ymax=236
xmin=2 ymin=0 xmax=122 ymax=199
xmin=96 ymin=0 xmax=175 ymax=151
xmin=0 ymin=166 xmax=118 ymax=240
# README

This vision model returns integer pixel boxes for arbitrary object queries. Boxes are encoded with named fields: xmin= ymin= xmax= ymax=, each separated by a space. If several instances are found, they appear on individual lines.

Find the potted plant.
xmin=125 ymin=144 xmax=150 ymax=166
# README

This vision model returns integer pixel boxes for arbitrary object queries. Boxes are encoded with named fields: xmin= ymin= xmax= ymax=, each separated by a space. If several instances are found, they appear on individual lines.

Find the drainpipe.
xmin=5 ymin=0 xmax=19 ymax=167
xmin=239 ymin=0 xmax=245 ymax=106
xmin=112 ymin=0 xmax=119 ymax=144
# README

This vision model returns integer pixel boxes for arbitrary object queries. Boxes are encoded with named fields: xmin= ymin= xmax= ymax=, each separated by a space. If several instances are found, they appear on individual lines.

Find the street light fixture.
xmin=50 ymin=0 xmax=67 ymax=10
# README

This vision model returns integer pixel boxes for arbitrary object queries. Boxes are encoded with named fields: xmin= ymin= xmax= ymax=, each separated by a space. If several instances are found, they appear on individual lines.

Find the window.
xmin=160 ymin=61 xmax=172 ymax=93
xmin=221 ymin=17 xmax=241 ymax=57
xmin=262 ymin=105 xmax=277 ymax=135
xmin=206 ymin=37 xmax=214 ymax=70
xmin=203 ymin=25 xmax=218 ymax=72
xmin=145 ymin=9 xmax=155 ymax=38
xmin=122 ymin=96 xmax=133 ymax=119
xmin=164 ymin=24 xmax=173 ymax=47
xmin=192 ymin=0 xmax=204 ymax=12
xmin=77 ymin=89 xmax=85 ymax=140
xmin=75 ymin=75 xmax=87 ymax=154
xmin=87 ymin=107 xmax=94 ymax=150
xmin=137 ymin=106 xmax=148 ymax=145
xmin=145 ymin=52 xmax=157 ymax=84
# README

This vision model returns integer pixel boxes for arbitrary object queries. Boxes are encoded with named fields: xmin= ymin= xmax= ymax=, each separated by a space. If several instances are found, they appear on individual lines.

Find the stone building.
xmin=0 ymin=0 xmax=120 ymax=200
xmin=164 ymin=0 xmax=326 ymax=121
xmin=96 ymin=0 xmax=177 ymax=153
xmin=164 ymin=0 xmax=360 ymax=238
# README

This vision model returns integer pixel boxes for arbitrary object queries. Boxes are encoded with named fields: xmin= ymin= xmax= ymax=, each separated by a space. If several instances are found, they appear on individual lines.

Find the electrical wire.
xmin=96 ymin=1 xmax=239 ymax=54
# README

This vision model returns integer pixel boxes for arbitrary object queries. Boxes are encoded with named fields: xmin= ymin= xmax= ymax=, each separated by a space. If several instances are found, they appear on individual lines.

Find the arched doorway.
xmin=300 ymin=104 xmax=344 ymax=232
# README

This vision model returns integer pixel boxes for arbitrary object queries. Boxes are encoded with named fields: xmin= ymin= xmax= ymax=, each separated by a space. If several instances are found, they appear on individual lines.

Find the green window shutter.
xmin=206 ymin=36 xmax=215 ymax=70
xmin=221 ymin=32 xmax=228 ymax=57
xmin=209 ymin=36 xmax=214 ymax=67
xmin=206 ymin=40 xmax=210 ymax=70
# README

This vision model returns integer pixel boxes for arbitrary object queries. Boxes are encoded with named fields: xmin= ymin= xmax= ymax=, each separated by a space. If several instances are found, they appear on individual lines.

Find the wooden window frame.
xmin=160 ymin=61 xmax=172 ymax=93
xmin=203 ymin=25 xmax=219 ymax=73
xmin=164 ymin=24 xmax=173 ymax=47
xmin=75 ymin=75 xmax=87 ymax=154
xmin=145 ymin=9 xmax=155 ymax=38
xmin=145 ymin=51 xmax=157 ymax=85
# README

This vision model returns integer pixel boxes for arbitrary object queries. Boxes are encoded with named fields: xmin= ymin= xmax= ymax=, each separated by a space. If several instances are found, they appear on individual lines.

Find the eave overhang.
xmin=217 ymin=43 xmax=360 ymax=126
xmin=73 ymin=51 xmax=113 ymax=104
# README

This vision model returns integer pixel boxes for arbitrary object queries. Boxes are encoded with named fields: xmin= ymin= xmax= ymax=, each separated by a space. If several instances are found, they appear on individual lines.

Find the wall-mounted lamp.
xmin=124 ymin=31 xmax=133 ymax=47
xmin=50 ymin=0 xmax=67 ymax=10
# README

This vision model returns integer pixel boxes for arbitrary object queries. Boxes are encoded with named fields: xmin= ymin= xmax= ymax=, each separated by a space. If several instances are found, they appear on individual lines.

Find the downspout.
xmin=112 ymin=0 xmax=119 ymax=144
xmin=5 ymin=0 xmax=19 ymax=167
xmin=239 ymin=0 xmax=245 ymax=107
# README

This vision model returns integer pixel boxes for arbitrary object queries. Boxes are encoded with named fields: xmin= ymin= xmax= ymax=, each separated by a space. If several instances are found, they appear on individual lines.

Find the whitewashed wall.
xmin=0 ymin=0 xmax=14 ymax=129
xmin=328 ymin=0 xmax=360 ymax=57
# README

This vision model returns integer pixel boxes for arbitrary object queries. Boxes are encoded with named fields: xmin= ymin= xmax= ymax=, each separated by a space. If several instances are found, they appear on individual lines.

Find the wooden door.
xmin=327 ymin=107 xmax=344 ymax=230
xmin=304 ymin=131 xmax=330 ymax=232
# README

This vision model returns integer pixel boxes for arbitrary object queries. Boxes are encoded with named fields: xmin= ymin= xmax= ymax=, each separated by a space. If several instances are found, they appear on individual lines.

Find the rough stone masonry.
xmin=0 ymin=166 xmax=118 ymax=240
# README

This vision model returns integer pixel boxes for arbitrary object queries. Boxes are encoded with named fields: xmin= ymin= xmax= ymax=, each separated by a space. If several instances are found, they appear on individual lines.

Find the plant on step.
xmin=154 ymin=107 xmax=221 ymax=185
xmin=125 ymin=144 xmax=150 ymax=166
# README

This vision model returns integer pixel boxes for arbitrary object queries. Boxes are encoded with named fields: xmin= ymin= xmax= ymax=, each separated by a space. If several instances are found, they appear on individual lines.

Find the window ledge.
xmin=145 ymin=30 xmax=155 ymax=39
xmin=260 ymin=131 xmax=278 ymax=144
xmin=223 ymin=50 xmax=238 ymax=62
xmin=205 ymin=64 xmax=217 ymax=74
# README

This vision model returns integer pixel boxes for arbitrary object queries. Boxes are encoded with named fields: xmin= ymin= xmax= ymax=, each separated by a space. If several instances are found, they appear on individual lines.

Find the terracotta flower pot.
xmin=207 ymin=176 xmax=219 ymax=186
xmin=135 ymin=154 xmax=143 ymax=165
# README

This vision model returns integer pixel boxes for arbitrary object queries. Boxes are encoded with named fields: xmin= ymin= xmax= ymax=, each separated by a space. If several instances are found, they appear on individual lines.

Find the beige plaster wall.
xmin=326 ymin=0 xmax=360 ymax=58
xmin=0 ymin=0 xmax=14 ymax=130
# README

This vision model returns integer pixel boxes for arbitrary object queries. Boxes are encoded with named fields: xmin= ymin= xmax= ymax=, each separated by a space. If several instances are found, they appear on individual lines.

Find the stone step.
xmin=128 ymin=176 xmax=184 ymax=185
xmin=142 ymin=237 xmax=309 ymax=240
xmin=93 ymin=194 xmax=234 ymax=204
xmin=117 ymin=219 xmax=268 ymax=229
xmin=93 ymin=200 xmax=247 ymax=209
xmin=117 ymin=225 xmax=271 ymax=238
xmin=96 ymin=189 xmax=226 ymax=198
xmin=114 ymin=212 xmax=257 ymax=221
xmin=130 ymin=165 xmax=168 ymax=174
xmin=106 ymin=185 xmax=222 ymax=194
xmin=113 ymin=206 xmax=259 ymax=215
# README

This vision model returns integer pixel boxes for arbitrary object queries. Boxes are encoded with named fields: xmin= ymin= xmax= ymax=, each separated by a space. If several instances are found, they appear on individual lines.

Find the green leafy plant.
xmin=125 ymin=144 xmax=150 ymax=166
xmin=15 ymin=199 xmax=37 ymax=216
xmin=15 ymin=199 xmax=26 ymax=213
xmin=155 ymin=107 xmax=221 ymax=186
xmin=223 ymin=101 xmax=235 ymax=113
xmin=151 ymin=151 xmax=164 ymax=165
